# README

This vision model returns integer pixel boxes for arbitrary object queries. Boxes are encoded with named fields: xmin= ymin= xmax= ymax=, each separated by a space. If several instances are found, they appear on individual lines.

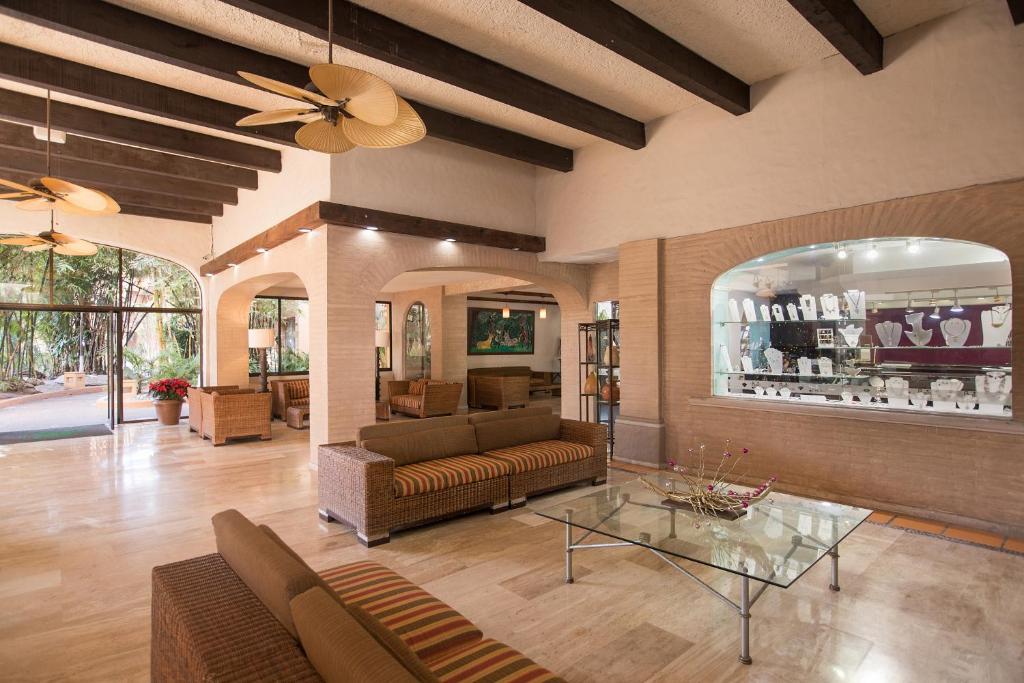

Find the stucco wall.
xmin=535 ymin=0 xmax=1024 ymax=260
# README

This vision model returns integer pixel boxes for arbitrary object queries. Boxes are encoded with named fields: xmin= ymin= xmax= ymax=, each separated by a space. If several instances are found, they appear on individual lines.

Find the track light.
xmin=298 ymin=228 xmax=312 ymax=233
xmin=256 ymin=247 xmax=268 ymax=253
xmin=929 ymin=306 xmax=941 ymax=320
xmin=951 ymin=291 xmax=964 ymax=313
xmin=444 ymin=237 xmax=456 ymax=242
xmin=905 ymin=297 xmax=914 ymax=313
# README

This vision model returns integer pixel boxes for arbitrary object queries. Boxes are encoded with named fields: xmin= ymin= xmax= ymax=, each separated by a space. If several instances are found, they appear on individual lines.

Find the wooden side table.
xmin=285 ymin=405 xmax=310 ymax=429
xmin=375 ymin=401 xmax=391 ymax=421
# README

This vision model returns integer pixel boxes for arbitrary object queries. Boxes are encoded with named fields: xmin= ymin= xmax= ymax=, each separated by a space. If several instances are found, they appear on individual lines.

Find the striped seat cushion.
xmin=290 ymin=397 xmax=310 ymax=407
xmin=286 ymin=380 xmax=309 ymax=400
xmin=391 ymin=394 xmax=422 ymax=410
xmin=320 ymin=561 xmax=482 ymax=660
xmin=483 ymin=440 xmax=591 ymax=474
xmin=394 ymin=454 xmax=510 ymax=497
xmin=427 ymin=638 xmax=565 ymax=683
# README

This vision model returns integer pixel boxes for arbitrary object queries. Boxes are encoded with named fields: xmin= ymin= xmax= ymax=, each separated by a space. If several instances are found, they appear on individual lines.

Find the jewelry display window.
xmin=711 ymin=238 xmax=1012 ymax=417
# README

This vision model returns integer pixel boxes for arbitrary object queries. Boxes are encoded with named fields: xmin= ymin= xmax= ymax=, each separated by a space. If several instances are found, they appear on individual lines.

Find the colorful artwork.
xmin=467 ymin=307 xmax=535 ymax=355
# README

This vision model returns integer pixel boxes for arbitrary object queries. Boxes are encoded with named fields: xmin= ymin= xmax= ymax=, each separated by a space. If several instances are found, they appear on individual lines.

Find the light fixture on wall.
xmin=835 ymin=243 xmax=848 ymax=260
xmin=256 ymin=247 xmax=268 ymax=253
xmin=298 ymin=228 xmax=313 ymax=234
xmin=905 ymin=296 xmax=914 ymax=313
xmin=502 ymin=303 xmax=510 ymax=318
xmin=365 ymin=225 xmax=379 ymax=231
xmin=994 ymin=287 xmax=1005 ymax=304
xmin=444 ymin=237 xmax=456 ymax=243
xmin=539 ymin=306 xmax=547 ymax=319
xmin=950 ymin=291 xmax=964 ymax=313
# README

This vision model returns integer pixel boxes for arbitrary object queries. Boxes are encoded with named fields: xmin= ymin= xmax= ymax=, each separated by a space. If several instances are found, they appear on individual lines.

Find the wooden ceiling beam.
xmin=0 ymin=0 xmax=574 ymax=172
xmin=0 ymin=146 xmax=239 ymax=205
xmin=1009 ymin=0 xmax=1024 ymax=25
xmin=201 ymin=201 xmax=545 ymax=276
xmin=0 ymin=88 xmax=280 ymax=171
xmin=786 ymin=0 xmax=884 ymax=75
xmin=2 ymin=169 xmax=222 ymax=217
xmin=0 ymin=43 xmax=296 ymax=149
xmin=221 ymin=0 xmax=646 ymax=149
xmin=119 ymin=205 xmax=213 ymax=224
xmin=0 ymin=120 xmax=257 ymax=189
xmin=517 ymin=0 xmax=749 ymax=115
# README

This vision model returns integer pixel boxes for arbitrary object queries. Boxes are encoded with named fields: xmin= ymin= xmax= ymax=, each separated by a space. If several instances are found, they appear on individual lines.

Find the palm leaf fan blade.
xmin=0 ymin=178 xmax=44 ymax=195
xmin=237 ymin=108 xmax=319 ymax=126
xmin=53 ymin=240 xmax=98 ymax=256
xmin=0 ymin=236 xmax=44 ymax=246
xmin=15 ymin=197 xmax=53 ymax=211
xmin=23 ymin=243 xmax=53 ymax=252
xmin=294 ymin=119 xmax=356 ymax=154
xmin=342 ymin=97 xmax=426 ymax=148
xmin=237 ymin=71 xmax=336 ymax=107
xmin=309 ymin=64 xmax=398 ymax=126
xmin=41 ymin=178 xmax=118 ymax=214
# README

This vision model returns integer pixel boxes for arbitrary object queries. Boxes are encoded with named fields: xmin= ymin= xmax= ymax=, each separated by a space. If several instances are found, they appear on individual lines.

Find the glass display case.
xmin=579 ymin=319 xmax=619 ymax=455
xmin=711 ymin=238 xmax=1012 ymax=417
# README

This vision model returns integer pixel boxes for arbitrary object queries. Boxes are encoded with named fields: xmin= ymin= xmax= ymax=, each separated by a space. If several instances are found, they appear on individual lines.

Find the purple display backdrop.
xmin=868 ymin=304 xmax=1011 ymax=365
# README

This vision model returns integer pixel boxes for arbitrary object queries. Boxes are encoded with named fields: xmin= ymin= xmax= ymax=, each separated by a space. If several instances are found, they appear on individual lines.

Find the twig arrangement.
xmin=638 ymin=440 xmax=776 ymax=525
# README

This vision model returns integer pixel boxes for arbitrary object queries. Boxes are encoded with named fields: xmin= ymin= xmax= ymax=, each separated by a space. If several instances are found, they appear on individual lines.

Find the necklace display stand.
xmin=976 ymin=372 xmax=1010 ymax=415
xmin=939 ymin=318 xmax=971 ymax=347
xmin=759 ymin=304 xmax=771 ymax=322
xmin=786 ymin=303 xmax=800 ymax=321
xmin=764 ymin=348 xmax=784 ymax=375
xmin=980 ymin=305 xmax=1012 ymax=347
xmin=817 ymin=357 xmax=833 ymax=376
xmin=844 ymin=290 xmax=867 ymax=320
xmin=930 ymin=378 xmax=963 ymax=412
xmin=718 ymin=345 xmax=734 ymax=373
xmin=885 ymin=377 xmax=910 ymax=408
xmin=728 ymin=299 xmax=742 ymax=323
xmin=797 ymin=357 xmax=814 ymax=376
xmin=740 ymin=356 xmax=755 ymax=373
xmin=875 ymin=321 xmax=902 ymax=348
xmin=742 ymin=298 xmax=758 ymax=323
xmin=839 ymin=325 xmax=863 ymax=347
xmin=772 ymin=304 xmax=785 ymax=322
xmin=819 ymin=293 xmax=841 ymax=320
xmin=798 ymin=294 xmax=817 ymax=321
xmin=904 ymin=312 xmax=933 ymax=346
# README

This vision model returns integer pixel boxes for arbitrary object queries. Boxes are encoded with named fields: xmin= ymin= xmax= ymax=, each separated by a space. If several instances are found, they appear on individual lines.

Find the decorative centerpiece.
xmin=639 ymin=441 xmax=776 ymax=525
xmin=149 ymin=377 xmax=191 ymax=425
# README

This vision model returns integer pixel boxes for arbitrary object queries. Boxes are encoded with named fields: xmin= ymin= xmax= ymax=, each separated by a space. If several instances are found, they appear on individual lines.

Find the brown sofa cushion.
xmin=348 ymin=603 xmax=441 ymax=682
xmin=474 ymin=413 xmax=561 ymax=453
xmin=358 ymin=415 xmax=469 ymax=442
xmin=363 ymin=424 xmax=479 ymax=467
xmin=410 ymin=379 xmax=428 ymax=395
xmin=211 ymin=509 xmax=320 ymax=638
xmin=291 ymin=587 xmax=419 ymax=683
xmin=467 ymin=406 xmax=552 ymax=426
xmin=286 ymin=380 xmax=309 ymax=400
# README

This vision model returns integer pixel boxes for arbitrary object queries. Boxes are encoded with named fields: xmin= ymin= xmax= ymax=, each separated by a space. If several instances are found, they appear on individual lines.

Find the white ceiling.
xmin=0 ymin=0 xmax=980 ymax=152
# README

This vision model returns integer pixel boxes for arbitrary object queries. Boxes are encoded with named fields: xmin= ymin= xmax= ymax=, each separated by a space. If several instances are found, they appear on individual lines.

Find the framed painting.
xmin=467 ymin=307 xmax=535 ymax=355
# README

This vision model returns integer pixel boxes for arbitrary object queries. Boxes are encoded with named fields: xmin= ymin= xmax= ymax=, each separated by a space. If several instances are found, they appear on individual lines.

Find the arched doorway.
xmin=0 ymin=242 xmax=201 ymax=441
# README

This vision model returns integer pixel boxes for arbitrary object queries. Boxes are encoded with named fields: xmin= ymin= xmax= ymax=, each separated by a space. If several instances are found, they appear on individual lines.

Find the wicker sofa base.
xmin=508 ymin=455 xmax=607 ymax=505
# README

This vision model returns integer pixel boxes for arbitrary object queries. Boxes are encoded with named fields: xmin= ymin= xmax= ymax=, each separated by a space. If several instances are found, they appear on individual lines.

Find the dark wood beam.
xmin=201 ymin=201 xmax=545 ymax=276
xmin=517 ymin=0 xmax=749 ymax=115
xmin=0 ymin=89 xmax=279 ymax=171
xmin=120 ymin=205 xmax=213 ymax=224
xmin=468 ymin=296 xmax=559 ymax=307
xmin=786 ymin=0 xmax=884 ymax=75
xmin=0 ymin=0 xmax=574 ymax=171
xmin=0 ymin=42 xmax=296 ymax=149
xmin=0 ymin=120 xmax=257 ymax=189
xmin=0 ymin=146 xmax=238 ymax=205
xmin=2 ymin=170 xmax=222 ymax=217
xmin=1009 ymin=0 xmax=1024 ymax=25
xmin=221 ymin=0 xmax=646 ymax=149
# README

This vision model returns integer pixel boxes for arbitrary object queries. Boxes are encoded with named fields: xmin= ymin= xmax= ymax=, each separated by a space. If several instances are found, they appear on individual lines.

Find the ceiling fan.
xmin=0 ymin=229 xmax=98 ymax=256
xmin=0 ymin=92 xmax=120 ymax=216
xmin=235 ymin=1 xmax=425 ymax=154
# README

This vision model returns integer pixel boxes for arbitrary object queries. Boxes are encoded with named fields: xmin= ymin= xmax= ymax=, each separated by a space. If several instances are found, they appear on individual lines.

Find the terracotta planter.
xmin=600 ymin=378 xmax=620 ymax=402
xmin=153 ymin=399 xmax=184 ymax=425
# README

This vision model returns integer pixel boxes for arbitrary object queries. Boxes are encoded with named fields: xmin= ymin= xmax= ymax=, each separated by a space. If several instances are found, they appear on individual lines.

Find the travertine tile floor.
xmin=1 ymin=421 xmax=1022 ymax=681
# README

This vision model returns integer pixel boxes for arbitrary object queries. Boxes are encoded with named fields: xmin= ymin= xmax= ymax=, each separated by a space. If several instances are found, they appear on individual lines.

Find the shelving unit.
xmin=578 ymin=319 xmax=619 ymax=457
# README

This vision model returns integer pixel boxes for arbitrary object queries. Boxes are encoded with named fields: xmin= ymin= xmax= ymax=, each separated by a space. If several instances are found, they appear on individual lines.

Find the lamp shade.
xmin=248 ymin=328 xmax=275 ymax=349
xmin=374 ymin=328 xmax=390 ymax=348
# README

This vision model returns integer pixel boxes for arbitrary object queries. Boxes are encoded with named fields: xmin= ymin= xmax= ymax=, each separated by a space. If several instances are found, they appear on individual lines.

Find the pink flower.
xmin=707 ymin=484 xmax=714 ymax=491
xmin=742 ymin=448 xmax=749 ymax=454
xmin=667 ymin=459 xmax=676 ymax=467
xmin=741 ymin=502 xmax=749 ymax=508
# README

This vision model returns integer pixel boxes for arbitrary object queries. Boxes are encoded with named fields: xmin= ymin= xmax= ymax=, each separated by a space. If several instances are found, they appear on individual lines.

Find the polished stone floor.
xmin=0 ymin=421 xmax=1021 ymax=681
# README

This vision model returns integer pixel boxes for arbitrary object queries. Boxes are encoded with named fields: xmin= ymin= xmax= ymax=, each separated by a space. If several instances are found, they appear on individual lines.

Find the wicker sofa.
xmin=387 ymin=379 xmax=463 ymax=418
xmin=270 ymin=378 xmax=310 ymax=421
xmin=187 ymin=385 xmax=252 ymax=434
xmin=152 ymin=509 xmax=564 ymax=682
xmin=200 ymin=390 xmax=272 ymax=446
xmin=318 ymin=406 xmax=607 ymax=546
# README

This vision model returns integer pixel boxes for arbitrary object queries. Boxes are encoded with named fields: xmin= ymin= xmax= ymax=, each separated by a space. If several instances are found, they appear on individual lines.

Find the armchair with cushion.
xmin=318 ymin=406 xmax=607 ymax=545
xmin=270 ymin=379 xmax=310 ymax=420
xmin=151 ymin=509 xmax=564 ymax=682
xmin=187 ymin=385 xmax=251 ymax=434
xmin=200 ymin=390 xmax=272 ymax=446
xmin=388 ymin=379 xmax=463 ymax=418
xmin=473 ymin=375 xmax=530 ymax=410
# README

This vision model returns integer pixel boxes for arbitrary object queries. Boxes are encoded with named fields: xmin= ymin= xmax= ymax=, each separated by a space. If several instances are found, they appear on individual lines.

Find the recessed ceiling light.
xmin=205 ymin=273 xmax=215 ymax=277
xmin=756 ymin=257 xmax=764 ymax=262
xmin=227 ymin=263 xmax=237 ymax=268
xmin=365 ymin=226 xmax=379 ymax=231
xmin=256 ymin=247 xmax=268 ymax=253
xmin=298 ymin=228 xmax=312 ymax=233
xmin=512 ymin=247 xmax=520 ymax=251
xmin=444 ymin=237 xmax=456 ymax=242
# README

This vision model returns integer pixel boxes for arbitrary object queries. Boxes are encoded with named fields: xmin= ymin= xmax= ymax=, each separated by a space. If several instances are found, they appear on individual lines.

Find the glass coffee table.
xmin=534 ymin=475 xmax=872 ymax=665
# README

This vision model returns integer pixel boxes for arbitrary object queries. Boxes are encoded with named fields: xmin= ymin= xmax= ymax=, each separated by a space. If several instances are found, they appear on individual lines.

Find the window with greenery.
xmin=404 ymin=302 xmax=430 ymax=379
xmin=249 ymin=296 xmax=309 ymax=375
xmin=376 ymin=301 xmax=392 ymax=371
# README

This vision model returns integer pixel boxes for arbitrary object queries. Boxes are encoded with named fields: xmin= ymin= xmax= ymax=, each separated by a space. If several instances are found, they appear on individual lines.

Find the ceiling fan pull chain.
xmin=327 ymin=0 xmax=334 ymax=65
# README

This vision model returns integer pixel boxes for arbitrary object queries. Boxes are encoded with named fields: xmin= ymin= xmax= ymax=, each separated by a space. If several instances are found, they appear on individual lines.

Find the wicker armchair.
xmin=473 ymin=375 xmax=530 ymax=410
xmin=200 ymin=391 xmax=272 ymax=446
xmin=270 ymin=379 xmax=310 ymax=420
xmin=187 ymin=385 xmax=251 ymax=434
xmin=387 ymin=380 xmax=463 ymax=418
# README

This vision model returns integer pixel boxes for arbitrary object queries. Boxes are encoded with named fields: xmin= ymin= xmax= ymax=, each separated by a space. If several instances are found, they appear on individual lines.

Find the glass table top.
xmin=534 ymin=476 xmax=872 ymax=588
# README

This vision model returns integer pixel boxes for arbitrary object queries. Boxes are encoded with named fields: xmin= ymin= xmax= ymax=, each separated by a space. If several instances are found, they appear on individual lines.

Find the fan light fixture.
xmin=235 ymin=1 xmax=425 ymax=154
xmin=1 ymin=91 xmax=119 ymax=216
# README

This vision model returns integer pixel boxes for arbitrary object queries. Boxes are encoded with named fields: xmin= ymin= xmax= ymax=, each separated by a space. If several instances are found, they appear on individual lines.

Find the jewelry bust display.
xmin=798 ymin=294 xmax=817 ymax=321
xmin=819 ymin=293 xmax=841 ymax=320
xmin=980 ymin=305 xmax=1011 ymax=347
xmin=786 ymin=303 xmax=800 ymax=321
xmin=904 ymin=312 xmax=933 ymax=346
xmin=838 ymin=325 xmax=863 ymax=347
xmin=844 ymin=289 xmax=867 ymax=320
xmin=875 ymin=321 xmax=902 ymax=348
xmin=939 ymin=318 xmax=971 ymax=347
xmin=797 ymin=357 xmax=814 ymax=376
xmin=728 ymin=298 xmax=742 ymax=323
xmin=764 ymin=347 xmax=784 ymax=375
xmin=759 ymin=304 xmax=771 ymax=322
xmin=817 ymin=357 xmax=833 ymax=377
xmin=742 ymin=298 xmax=758 ymax=323
xmin=772 ymin=303 xmax=785 ymax=322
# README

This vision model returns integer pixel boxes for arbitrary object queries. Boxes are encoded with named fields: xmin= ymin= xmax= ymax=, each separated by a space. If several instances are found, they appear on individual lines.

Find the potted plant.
xmin=148 ymin=377 xmax=191 ymax=425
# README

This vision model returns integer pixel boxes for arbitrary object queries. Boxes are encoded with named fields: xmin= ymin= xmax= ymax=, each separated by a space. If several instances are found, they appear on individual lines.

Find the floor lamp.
xmin=248 ymin=328 xmax=275 ymax=393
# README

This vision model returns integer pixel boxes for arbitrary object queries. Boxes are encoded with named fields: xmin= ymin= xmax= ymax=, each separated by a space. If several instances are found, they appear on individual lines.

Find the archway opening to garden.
xmin=0 ymin=242 xmax=201 ymax=441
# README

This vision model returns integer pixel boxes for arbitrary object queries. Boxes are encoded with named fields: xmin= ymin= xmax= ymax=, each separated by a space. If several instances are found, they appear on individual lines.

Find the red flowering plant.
xmin=639 ymin=439 xmax=776 ymax=526
xmin=148 ymin=377 xmax=191 ymax=401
